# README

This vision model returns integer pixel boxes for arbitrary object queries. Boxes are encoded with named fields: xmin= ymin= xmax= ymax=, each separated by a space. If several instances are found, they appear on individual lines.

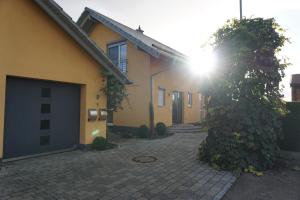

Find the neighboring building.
xmin=77 ymin=8 xmax=202 ymax=130
xmin=291 ymin=74 xmax=300 ymax=101
xmin=0 ymin=0 xmax=129 ymax=160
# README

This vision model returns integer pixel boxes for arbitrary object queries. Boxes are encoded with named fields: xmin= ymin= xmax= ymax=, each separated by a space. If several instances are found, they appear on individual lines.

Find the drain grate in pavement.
xmin=132 ymin=155 xmax=157 ymax=163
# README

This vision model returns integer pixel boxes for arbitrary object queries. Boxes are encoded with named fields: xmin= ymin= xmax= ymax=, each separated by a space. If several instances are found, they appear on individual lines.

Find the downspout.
xmin=149 ymin=69 xmax=171 ymax=138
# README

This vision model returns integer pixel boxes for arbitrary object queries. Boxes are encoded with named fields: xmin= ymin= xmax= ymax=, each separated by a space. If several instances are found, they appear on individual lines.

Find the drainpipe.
xmin=149 ymin=69 xmax=171 ymax=138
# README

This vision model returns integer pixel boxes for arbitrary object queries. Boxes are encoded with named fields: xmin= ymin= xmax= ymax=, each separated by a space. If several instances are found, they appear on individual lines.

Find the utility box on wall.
xmin=88 ymin=109 xmax=98 ymax=121
xmin=99 ymin=109 xmax=108 ymax=121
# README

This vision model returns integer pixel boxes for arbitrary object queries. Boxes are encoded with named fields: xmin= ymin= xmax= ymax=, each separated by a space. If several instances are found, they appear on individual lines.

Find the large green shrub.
xmin=155 ymin=122 xmax=167 ymax=136
xmin=138 ymin=125 xmax=149 ymax=138
xmin=92 ymin=137 xmax=107 ymax=151
xmin=199 ymin=18 xmax=289 ymax=171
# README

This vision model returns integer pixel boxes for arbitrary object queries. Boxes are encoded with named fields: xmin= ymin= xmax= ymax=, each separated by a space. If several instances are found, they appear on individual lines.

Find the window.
xmin=41 ymin=88 xmax=51 ymax=98
xmin=188 ymin=92 xmax=192 ymax=107
xmin=158 ymin=88 xmax=165 ymax=107
xmin=40 ymin=120 xmax=50 ymax=130
xmin=108 ymin=42 xmax=127 ymax=73
xmin=41 ymin=104 xmax=51 ymax=114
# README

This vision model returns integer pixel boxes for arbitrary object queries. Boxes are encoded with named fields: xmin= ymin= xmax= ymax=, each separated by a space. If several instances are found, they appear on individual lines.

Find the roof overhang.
xmin=34 ymin=0 xmax=132 ymax=84
xmin=77 ymin=8 xmax=189 ymax=67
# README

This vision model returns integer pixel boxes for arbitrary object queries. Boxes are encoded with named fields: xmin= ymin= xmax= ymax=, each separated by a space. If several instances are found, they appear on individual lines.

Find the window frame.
xmin=187 ymin=92 xmax=192 ymax=107
xmin=107 ymin=41 xmax=127 ymax=74
xmin=158 ymin=87 xmax=166 ymax=107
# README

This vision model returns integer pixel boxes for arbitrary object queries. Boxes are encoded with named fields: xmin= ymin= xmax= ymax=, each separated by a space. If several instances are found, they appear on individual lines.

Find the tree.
xmin=199 ymin=18 xmax=289 ymax=171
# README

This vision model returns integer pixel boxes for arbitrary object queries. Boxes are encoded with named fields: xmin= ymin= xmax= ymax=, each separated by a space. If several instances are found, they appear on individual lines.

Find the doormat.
xmin=132 ymin=155 xmax=157 ymax=163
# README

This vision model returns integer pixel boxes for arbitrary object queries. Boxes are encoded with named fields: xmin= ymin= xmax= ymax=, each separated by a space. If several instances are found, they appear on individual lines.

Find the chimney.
xmin=136 ymin=25 xmax=144 ymax=34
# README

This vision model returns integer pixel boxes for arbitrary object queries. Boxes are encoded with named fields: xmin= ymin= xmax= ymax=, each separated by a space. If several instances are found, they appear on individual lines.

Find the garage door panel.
xmin=3 ymin=77 xmax=80 ymax=159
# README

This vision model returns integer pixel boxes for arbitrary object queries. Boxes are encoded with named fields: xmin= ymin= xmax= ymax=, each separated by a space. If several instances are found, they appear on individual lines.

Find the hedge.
xmin=280 ymin=102 xmax=300 ymax=152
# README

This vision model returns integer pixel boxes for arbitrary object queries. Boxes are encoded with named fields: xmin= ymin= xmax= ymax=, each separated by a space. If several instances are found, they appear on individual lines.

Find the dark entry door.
xmin=3 ymin=77 xmax=80 ymax=159
xmin=172 ymin=91 xmax=183 ymax=124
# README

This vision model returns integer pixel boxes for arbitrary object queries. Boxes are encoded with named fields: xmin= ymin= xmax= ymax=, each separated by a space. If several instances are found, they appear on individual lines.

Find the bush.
xmin=155 ymin=122 xmax=167 ymax=136
xmin=92 ymin=137 xmax=107 ymax=151
xmin=199 ymin=18 xmax=289 ymax=171
xmin=138 ymin=125 xmax=149 ymax=138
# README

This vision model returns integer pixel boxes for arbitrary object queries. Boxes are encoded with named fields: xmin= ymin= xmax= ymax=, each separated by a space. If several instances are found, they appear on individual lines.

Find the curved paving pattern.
xmin=0 ymin=132 xmax=235 ymax=200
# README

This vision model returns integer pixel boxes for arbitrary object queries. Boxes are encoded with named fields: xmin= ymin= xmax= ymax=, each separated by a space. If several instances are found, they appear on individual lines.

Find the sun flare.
xmin=188 ymin=50 xmax=216 ymax=76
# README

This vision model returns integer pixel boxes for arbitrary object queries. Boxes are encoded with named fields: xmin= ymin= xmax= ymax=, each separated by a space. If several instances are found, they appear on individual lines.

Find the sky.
xmin=55 ymin=0 xmax=300 ymax=100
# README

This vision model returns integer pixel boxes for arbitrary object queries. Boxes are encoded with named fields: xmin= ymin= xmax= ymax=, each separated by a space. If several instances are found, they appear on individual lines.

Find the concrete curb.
xmin=213 ymin=176 xmax=237 ymax=200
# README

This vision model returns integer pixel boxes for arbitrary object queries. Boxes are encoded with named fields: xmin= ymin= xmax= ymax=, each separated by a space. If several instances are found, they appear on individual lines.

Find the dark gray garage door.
xmin=3 ymin=77 xmax=80 ymax=159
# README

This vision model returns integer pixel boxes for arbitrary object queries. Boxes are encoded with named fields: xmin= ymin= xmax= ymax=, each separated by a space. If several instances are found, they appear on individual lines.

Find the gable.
xmin=0 ymin=0 xmax=130 ymax=84
xmin=0 ymin=1 xmax=97 ymax=78
xmin=89 ymin=22 xmax=126 ymax=54
xmin=77 ymin=8 xmax=188 ymax=66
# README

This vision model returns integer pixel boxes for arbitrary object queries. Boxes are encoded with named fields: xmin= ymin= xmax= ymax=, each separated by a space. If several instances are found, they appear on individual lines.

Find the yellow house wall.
xmin=87 ymin=20 xmax=201 ymax=128
xmin=151 ymin=58 xmax=201 ymax=126
xmin=0 ymin=0 xmax=107 ymax=158
xmin=89 ymin=23 xmax=151 ymax=127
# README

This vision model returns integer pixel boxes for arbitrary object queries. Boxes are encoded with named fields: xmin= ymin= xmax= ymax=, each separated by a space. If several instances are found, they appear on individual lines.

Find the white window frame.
xmin=187 ymin=92 xmax=192 ymax=107
xmin=107 ymin=41 xmax=127 ymax=73
xmin=158 ymin=88 xmax=165 ymax=107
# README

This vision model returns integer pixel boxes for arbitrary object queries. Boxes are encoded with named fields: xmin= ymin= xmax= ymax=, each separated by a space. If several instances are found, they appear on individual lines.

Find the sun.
xmin=188 ymin=49 xmax=216 ymax=76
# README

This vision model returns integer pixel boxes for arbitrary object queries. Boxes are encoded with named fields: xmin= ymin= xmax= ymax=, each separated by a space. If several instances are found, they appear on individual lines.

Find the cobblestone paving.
xmin=0 ymin=132 xmax=236 ymax=200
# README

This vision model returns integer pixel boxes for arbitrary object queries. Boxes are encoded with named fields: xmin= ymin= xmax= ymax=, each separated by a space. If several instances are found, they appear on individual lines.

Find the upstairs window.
xmin=188 ymin=92 xmax=192 ymax=107
xmin=158 ymin=88 xmax=165 ymax=107
xmin=108 ymin=42 xmax=127 ymax=73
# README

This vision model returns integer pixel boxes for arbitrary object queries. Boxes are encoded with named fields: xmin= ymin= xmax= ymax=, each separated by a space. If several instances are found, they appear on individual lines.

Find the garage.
xmin=3 ymin=77 xmax=80 ymax=159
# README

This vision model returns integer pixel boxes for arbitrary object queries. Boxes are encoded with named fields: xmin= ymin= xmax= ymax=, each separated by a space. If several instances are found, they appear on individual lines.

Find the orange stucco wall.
xmin=88 ymin=18 xmax=201 ymax=128
xmin=89 ymin=23 xmax=151 ymax=127
xmin=0 ymin=0 xmax=108 ymax=158
xmin=151 ymin=58 xmax=201 ymax=126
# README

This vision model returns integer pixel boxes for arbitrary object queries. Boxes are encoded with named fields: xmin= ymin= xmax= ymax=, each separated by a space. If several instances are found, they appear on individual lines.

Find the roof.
xmin=77 ymin=8 xmax=188 ymax=64
xmin=34 ymin=0 xmax=131 ymax=84
xmin=291 ymin=74 xmax=300 ymax=86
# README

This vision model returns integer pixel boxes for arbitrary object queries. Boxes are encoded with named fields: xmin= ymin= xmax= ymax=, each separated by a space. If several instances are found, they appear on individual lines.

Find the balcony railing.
xmin=110 ymin=58 xmax=128 ymax=74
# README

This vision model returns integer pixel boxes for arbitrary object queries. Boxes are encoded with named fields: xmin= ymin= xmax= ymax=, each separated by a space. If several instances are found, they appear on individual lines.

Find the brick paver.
xmin=0 ymin=132 xmax=235 ymax=200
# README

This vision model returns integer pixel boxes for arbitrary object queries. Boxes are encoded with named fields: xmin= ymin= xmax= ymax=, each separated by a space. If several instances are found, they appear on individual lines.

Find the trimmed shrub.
xmin=138 ymin=125 xmax=149 ymax=138
xmin=155 ymin=122 xmax=167 ymax=136
xmin=92 ymin=137 xmax=107 ymax=151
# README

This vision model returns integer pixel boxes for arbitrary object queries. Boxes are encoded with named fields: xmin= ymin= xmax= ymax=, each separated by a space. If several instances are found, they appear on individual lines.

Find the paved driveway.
xmin=0 ymin=132 xmax=235 ymax=200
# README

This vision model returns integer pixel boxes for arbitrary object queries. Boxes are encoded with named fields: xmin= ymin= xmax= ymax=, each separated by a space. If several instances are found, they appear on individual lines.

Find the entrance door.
xmin=172 ymin=91 xmax=183 ymax=124
xmin=3 ymin=77 xmax=80 ymax=159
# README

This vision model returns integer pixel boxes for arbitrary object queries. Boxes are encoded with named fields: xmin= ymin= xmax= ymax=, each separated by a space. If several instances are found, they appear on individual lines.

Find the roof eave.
xmin=34 ymin=0 xmax=131 ymax=84
xmin=78 ymin=9 xmax=160 ymax=59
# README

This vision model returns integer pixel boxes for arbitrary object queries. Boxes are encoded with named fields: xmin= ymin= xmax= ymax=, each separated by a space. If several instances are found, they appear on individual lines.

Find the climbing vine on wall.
xmin=199 ymin=18 xmax=290 ymax=171
xmin=100 ymin=76 xmax=129 ymax=111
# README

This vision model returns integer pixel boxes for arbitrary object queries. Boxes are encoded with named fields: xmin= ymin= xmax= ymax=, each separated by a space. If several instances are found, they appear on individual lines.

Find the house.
xmin=291 ymin=74 xmax=300 ymax=101
xmin=0 ymin=0 xmax=130 ymax=160
xmin=77 ymin=8 xmax=202 ymax=131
